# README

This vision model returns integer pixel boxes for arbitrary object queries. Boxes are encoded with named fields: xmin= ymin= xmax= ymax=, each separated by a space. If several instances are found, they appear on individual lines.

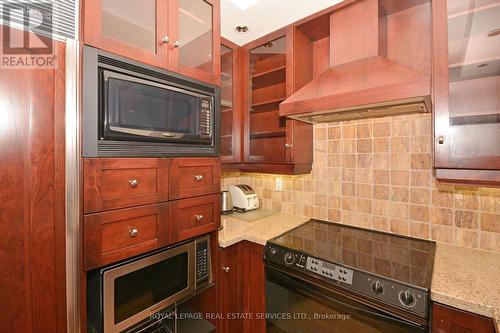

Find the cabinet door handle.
xmin=129 ymin=179 xmax=138 ymax=188
xmin=173 ymin=40 xmax=181 ymax=48
xmin=222 ymin=266 xmax=230 ymax=273
xmin=129 ymin=228 xmax=138 ymax=237
xmin=285 ymin=143 xmax=292 ymax=148
xmin=195 ymin=214 xmax=204 ymax=222
xmin=161 ymin=36 xmax=169 ymax=45
xmin=194 ymin=175 xmax=204 ymax=181
xmin=436 ymin=135 xmax=445 ymax=144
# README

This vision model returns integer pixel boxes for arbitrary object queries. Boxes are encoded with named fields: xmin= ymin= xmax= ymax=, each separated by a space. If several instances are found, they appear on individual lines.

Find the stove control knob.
xmin=270 ymin=247 xmax=278 ymax=256
xmin=371 ymin=281 xmax=384 ymax=295
xmin=284 ymin=252 xmax=295 ymax=265
xmin=399 ymin=290 xmax=415 ymax=306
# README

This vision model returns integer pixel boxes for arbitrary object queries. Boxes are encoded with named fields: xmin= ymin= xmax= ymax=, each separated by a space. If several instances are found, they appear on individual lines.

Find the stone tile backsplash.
xmin=222 ymin=113 xmax=500 ymax=253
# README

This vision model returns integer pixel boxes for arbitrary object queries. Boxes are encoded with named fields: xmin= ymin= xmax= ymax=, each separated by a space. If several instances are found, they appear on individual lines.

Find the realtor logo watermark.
xmin=1 ymin=1 xmax=57 ymax=68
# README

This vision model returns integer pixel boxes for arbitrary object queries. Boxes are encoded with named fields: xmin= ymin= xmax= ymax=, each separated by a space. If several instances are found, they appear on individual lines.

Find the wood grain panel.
xmin=432 ymin=303 xmax=495 ymax=333
xmin=169 ymin=194 xmax=220 ymax=244
xmin=0 ymin=34 xmax=66 ymax=332
xmin=84 ymin=158 xmax=169 ymax=213
xmin=84 ymin=203 xmax=169 ymax=270
xmin=242 ymin=242 xmax=266 ymax=333
xmin=169 ymin=158 xmax=221 ymax=200
xmin=218 ymin=243 xmax=243 ymax=333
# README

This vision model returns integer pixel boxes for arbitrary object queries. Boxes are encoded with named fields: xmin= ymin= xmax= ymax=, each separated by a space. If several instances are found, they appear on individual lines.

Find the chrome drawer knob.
xmin=437 ymin=135 xmax=445 ymax=144
xmin=222 ymin=266 xmax=230 ymax=273
xmin=129 ymin=229 xmax=138 ymax=237
xmin=173 ymin=40 xmax=181 ymax=48
xmin=194 ymin=175 xmax=204 ymax=181
xmin=195 ymin=214 xmax=204 ymax=222
xmin=161 ymin=36 xmax=169 ymax=45
xmin=129 ymin=179 xmax=138 ymax=188
xmin=285 ymin=143 xmax=292 ymax=148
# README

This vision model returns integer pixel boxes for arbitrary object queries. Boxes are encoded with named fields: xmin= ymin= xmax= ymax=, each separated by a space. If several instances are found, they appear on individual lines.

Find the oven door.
xmin=101 ymin=70 xmax=213 ymax=144
xmin=266 ymin=266 xmax=428 ymax=333
xmin=103 ymin=242 xmax=196 ymax=333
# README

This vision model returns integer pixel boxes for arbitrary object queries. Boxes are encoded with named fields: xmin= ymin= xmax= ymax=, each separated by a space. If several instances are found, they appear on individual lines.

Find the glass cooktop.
xmin=269 ymin=219 xmax=436 ymax=289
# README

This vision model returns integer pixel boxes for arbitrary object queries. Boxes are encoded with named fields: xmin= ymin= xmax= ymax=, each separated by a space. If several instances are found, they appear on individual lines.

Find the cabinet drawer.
xmin=170 ymin=158 xmax=221 ymax=199
xmin=170 ymin=194 xmax=220 ymax=243
xmin=84 ymin=203 xmax=169 ymax=270
xmin=84 ymin=158 xmax=169 ymax=213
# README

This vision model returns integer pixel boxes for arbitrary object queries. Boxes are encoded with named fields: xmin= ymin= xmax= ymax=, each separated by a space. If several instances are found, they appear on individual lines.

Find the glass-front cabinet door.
xmin=169 ymin=0 xmax=221 ymax=84
xmin=434 ymin=0 xmax=500 ymax=173
xmin=246 ymin=35 xmax=289 ymax=163
xmin=84 ymin=0 xmax=169 ymax=68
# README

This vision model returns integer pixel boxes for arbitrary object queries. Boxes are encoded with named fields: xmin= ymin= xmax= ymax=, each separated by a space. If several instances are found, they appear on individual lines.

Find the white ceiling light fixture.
xmin=235 ymin=24 xmax=249 ymax=33
xmin=229 ymin=0 xmax=259 ymax=11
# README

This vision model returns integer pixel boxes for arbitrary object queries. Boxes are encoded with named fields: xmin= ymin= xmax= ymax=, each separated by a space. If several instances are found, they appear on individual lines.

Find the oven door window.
xmin=101 ymin=70 xmax=212 ymax=144
xmin=266 ymin=266 xmax=427 ymax=333
xmin=113 ymin=252 xmax=188 ymax=325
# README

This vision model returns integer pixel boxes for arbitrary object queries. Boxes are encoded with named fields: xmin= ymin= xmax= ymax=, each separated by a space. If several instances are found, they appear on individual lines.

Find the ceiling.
xmin=221 ymin=0 xmax=343 ymax=45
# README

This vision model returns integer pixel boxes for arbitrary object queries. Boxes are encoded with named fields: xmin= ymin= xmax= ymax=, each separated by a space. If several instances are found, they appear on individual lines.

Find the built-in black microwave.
xmin=82 ymin=46 xmax=220 ymax=157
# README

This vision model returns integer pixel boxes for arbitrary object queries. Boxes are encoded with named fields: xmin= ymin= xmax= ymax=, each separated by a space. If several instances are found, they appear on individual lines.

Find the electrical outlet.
xmin=275 ymin=178 xmax=283 ymax=191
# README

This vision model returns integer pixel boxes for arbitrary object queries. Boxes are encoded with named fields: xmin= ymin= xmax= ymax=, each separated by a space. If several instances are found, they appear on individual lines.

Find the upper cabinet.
xmin=220 ymin=38 xmax=243 ymax=163
xmin=83 ymin=0 xmax=220 ymax=85
xmin=433 ymin=0 xmax=500 ymax=185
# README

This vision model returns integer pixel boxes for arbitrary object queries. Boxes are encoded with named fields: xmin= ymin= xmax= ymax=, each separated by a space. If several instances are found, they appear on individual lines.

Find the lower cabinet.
xmin=432 ymin=303 xmax=495 ymax=333
xmin=218 ymin=241 xmax=266 ymax=333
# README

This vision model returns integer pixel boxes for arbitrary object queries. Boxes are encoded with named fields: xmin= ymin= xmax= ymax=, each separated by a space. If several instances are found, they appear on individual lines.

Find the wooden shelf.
xmin=222 ymin=107 xmax=233 ymax=113
xmin=252 ymin=65 xmax=286 ymax=79
xmin=249 ymin=130 xmax=286 ymax=139
xmin=221 ymin=99 xmax=233 ymax=108
xmin=252 ymin=66 xmax=286 ymax=90
xmin=252 ymin=98 xmax=285 ymax=107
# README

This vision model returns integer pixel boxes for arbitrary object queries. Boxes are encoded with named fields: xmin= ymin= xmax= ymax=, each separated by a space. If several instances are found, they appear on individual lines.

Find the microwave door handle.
xmin=268 ymin=266 xmax=425 ymax=330
xmin=109 ymin=126 xmax=181 ymax=139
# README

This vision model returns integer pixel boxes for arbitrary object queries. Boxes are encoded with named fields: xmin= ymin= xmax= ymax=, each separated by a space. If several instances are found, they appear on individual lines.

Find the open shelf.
xmin=252 ymin=98 xmax=285 ymax=108
xmin=250 ymin=130 xmax=286 ymax=139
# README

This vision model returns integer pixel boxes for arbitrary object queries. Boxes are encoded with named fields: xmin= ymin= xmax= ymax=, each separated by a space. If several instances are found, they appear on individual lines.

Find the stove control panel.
xmin=306 ymin=257 xmax=353 ymax=285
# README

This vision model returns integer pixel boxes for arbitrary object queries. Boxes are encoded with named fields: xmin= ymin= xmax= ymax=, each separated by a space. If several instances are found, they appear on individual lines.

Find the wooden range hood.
xmin=280 ymin=0 xmax=431 ymax=123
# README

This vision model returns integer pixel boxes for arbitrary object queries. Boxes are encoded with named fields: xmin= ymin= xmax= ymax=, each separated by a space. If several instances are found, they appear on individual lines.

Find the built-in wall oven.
xmin=87 ymin=236 xmax=211 ymax=333
xmin=83 ymin=46 xmax=220 ymax=157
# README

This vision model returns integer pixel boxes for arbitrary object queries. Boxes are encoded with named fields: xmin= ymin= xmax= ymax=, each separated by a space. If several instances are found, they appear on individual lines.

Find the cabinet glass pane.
xmin=101 ymin=0 xmax=157 ymax=52
xmin=248 ymin=36 xmax=287 ymax=162
xmin=221 ymin=45 xmax=233 ymax=157
xmin=179 ymin=0 xmax=213 ymax=73
xmin=447 ymin=0 xmax=500 ymax=159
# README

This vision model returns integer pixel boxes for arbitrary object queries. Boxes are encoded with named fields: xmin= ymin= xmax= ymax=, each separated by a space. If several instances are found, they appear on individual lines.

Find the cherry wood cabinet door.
xmin=169 ymin=194 xmax=220 ymax=243
xmin=432 ymin=303 xmax=495 ymax=333
xmin=432 ymin=0 xmax=500 ymax=184
xmin=218 ymin=244 xmax=243 ymax=333
xmin=168 ymin=0 xmax=221 ymax=84
xmin=221 ymin=38 xmax=243 ymax=163
xmin=169 ymin=157 xmax=220 ymax=200
xmin=0 ymin=39 xmax=66 ymax=332
xmin=84 ymin=203 xmax=169 ymax=270
xmin=83 ymin=0 xmax=169 ymax=68
xmin=241 ymin=242 xmax=266 ymax=333
xmin=84 ymin=158 xmax=169 ymax=213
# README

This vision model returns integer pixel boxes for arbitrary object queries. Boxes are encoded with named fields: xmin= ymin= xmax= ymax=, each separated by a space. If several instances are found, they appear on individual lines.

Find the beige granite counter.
xmin=432 ymin=243 xmax=500 ymax=332
xmin=218 ymin=212 xmax=308 ymax=248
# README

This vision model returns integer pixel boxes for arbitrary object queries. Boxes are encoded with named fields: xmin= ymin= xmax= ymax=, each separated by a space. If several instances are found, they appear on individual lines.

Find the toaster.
xmin=229 ymin=185 xmax=260 ymax=212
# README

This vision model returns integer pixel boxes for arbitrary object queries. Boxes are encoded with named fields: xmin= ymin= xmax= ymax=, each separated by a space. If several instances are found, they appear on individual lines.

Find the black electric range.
xmin=264 ymin=219 xmax=436 ymax=333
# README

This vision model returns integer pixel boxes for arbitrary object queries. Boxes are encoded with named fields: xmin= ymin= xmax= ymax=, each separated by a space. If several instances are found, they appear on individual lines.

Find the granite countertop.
xmin=219 ymin=211 xmax=500 ymax=331
xmin=431 ymin=243 xmax=500 ymax=332
xmin=218 ymin=211 xmax=308 ymax=248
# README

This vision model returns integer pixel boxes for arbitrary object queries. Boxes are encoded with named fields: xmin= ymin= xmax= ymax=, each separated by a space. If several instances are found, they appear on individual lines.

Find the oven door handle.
xmin=268 ymin=266 xmax=426 ymax=330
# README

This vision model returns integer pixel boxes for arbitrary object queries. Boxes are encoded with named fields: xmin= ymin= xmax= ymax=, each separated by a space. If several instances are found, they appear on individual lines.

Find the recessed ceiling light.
xmin=229 ymin=0 xmax=259 ymax=11
xmin=235 ymin=24 xmax=249 ymax=34
xmin=487 ymin=29 xmax=500 ymax=37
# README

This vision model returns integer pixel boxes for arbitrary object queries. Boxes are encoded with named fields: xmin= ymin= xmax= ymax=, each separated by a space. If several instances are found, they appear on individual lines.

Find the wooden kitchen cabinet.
xmin=220 ymin=38 xmax=243 ymax=163
xmin=218 ymin=244 xmax=243 ymax=333
xmin=83 ymin=0 xmax=220 ymax=84
xmin=243 ymin=29 xmax=313 ymax=174
xmin=432 ymin=303 xmax=495 ymax=333
xmin=218 ymin=241 xmax=266 ymax=333
xmin=220 ymin=28 xmax=313 ymax=174
xmin=83 ymin=158 xmax=170 ymax=213
xmin=432 ymin=0 xmax=500 ymax=185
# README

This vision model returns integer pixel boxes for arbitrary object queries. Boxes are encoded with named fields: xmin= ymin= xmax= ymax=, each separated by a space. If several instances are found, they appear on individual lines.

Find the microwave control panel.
xmin=200 ymin=99 xmax=211 ymax=136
